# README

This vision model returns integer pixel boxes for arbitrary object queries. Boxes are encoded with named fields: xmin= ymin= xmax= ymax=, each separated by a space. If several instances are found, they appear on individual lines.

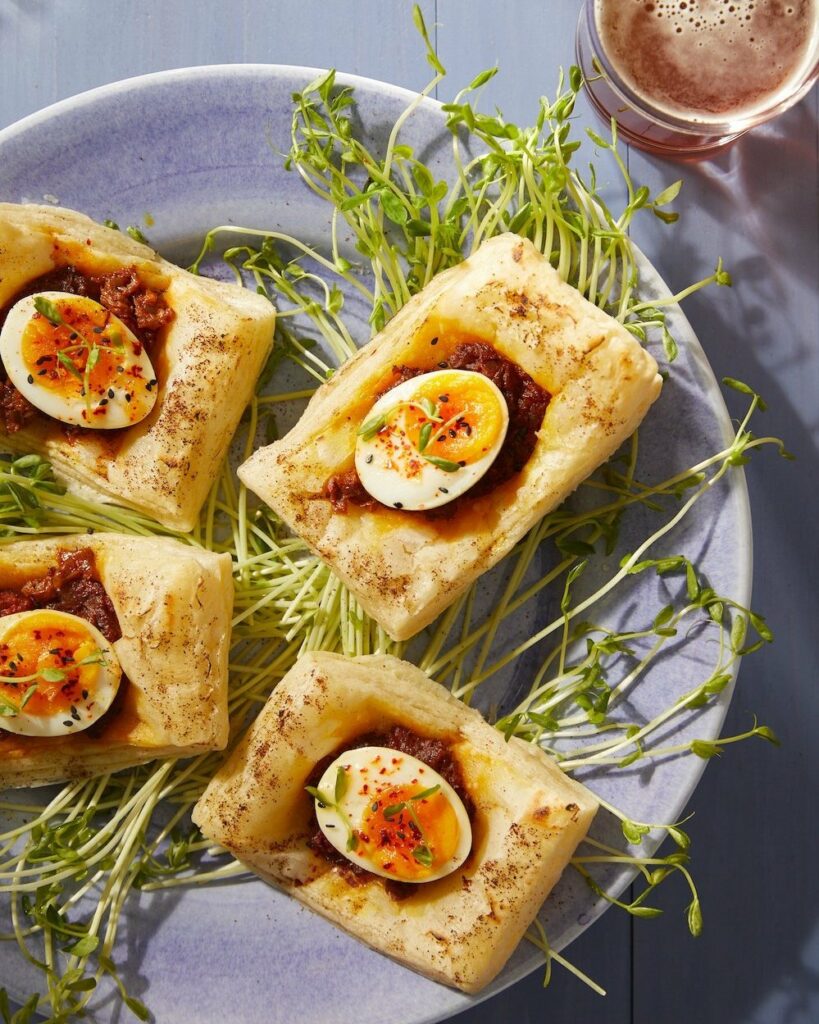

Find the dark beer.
xmin=577 ymin=0 xmax=818 ymax=155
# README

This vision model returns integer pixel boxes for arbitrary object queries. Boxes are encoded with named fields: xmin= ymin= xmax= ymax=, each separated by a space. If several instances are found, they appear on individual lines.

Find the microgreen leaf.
xmin=20 ymin=684 xmax=37 ymax=709
xmin=691 ymin=739 xmax=723 ymax=759
xmin=126 ymin=225 xmax=150 ymax=245
xmin=423 ymin=455 xmax=461 ymax=472
xmin=56 ymin=351 xmax=84 ymax=381
xmin=622 ymin=820 xmax=650 ymax=845
xmin=687 ymin=897 xmax=703 ymax=937
xmin=304 ymin=785 xmax=333 ymax=807
xmin=39 ymin=667 xmax=66 ymax=683
xmin=357 ymin=413 xmax=387 ymax=440
xmin=334 ymin=766 xmax=348 ymax=803
xmin=418 ymin=421 xmax=433 ymax=452
xmin=410 ymin=784 xmax=440 ymax=802
xmin=33 ymin=295 xmax=64 ymax=326
xmin=412 ymin=845 xmax=433 ymax=867
xmin=653 ymin=180 xmax=683 ymax=207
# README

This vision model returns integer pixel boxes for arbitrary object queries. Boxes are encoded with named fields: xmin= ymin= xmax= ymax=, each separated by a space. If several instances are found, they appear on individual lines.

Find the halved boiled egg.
xmin=354 ymin=369 xmax=508 ymax=511
xmin=0 ymin=291 xmax=158 ymax=429
xmin=310 ymin=745 xmax=472 ymax=883
xmin=0 ymin=609 xmax=121 ymax=737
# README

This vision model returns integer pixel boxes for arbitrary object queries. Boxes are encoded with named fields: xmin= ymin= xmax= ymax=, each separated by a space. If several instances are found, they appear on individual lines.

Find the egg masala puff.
xmin=0 ymin=533 xmax=232 ymax=789
xmin=0 ymin=204 xmax=276 ymax=531
xmin=239 ymin=232 xmax=661 ymax=641
xmin=193 ymin=651 xmax=598 ymax=993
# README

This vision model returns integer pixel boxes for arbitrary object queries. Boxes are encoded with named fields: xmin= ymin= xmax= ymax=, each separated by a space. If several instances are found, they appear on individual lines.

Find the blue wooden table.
xmin=0 ymin=2 xmax=816 ymax=1022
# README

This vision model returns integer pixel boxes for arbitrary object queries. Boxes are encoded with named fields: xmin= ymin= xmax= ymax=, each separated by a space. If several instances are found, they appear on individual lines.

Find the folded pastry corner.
xmin=192 ymin=651 xmax=598 ymax=993
xmin=239 ymin=232 xmax=661 ymax=640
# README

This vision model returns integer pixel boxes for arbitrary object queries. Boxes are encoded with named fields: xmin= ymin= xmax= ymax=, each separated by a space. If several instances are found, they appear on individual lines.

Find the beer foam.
xmin=595 ymin=0 xmax=818 ymax=123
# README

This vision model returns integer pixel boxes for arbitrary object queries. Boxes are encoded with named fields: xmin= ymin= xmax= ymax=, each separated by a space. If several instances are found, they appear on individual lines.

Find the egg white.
xmin=0 ymin=291 xmax=158 ymax=429
xmin=0 ymin=609 xmax=122 ymax=738
xmin=355 ymin=369 xmax=509 ymax=511
xmin=312 ymin=744 xmax=473 ymax=883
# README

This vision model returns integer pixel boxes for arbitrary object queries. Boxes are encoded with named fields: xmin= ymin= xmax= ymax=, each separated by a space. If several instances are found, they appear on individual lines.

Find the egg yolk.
xmin=22 ymin=299 xmax=152 ymax=423
xmin=399 ymin=371 xmax=505 ymax=465
xmin=359 ymin=783 xmax=461 ymax=881
xmin=0 ymin=618 xmax=104 ymax=720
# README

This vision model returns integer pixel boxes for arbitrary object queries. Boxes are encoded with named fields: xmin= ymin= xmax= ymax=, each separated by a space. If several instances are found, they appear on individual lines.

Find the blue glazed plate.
xmin=0 ymin=66 xmax=751 ymax=1024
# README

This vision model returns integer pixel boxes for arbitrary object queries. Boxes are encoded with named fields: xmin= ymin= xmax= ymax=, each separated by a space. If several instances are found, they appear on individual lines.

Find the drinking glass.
xmin=575 ymin=0 xmax=819 ymax=158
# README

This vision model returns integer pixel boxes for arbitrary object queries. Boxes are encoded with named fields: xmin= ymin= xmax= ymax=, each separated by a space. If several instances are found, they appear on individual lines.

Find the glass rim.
xmin=579 ymin=0 xmax=819 ymax=137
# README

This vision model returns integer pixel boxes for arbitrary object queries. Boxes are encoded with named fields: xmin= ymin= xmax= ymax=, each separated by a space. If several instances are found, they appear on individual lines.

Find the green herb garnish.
xmin=305 ymin=767 xmax=358 ymax=852
xmin=357 ymin=413 xmax=387 ymax=439
xmin=33 ymin=295 xmax=65 ymax=326
xmin=422 ymin=455 xmax=461 ymax=472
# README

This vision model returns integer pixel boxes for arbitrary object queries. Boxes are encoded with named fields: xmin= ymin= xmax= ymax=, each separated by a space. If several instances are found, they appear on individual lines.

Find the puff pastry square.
xmin=192 ymin=651 xmax=598 ymax=993
xmin=239 ymin=232 xmax=661 ymax=640
xmin=0 ymin=204 xmax=276 ymax=531
xmin=0 ymin=533 xmax=233 ymax=789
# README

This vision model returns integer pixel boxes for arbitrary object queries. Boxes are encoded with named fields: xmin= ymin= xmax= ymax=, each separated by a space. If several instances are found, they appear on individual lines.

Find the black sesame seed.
xmin=108 ymin=388 xmax=115 ymax=398
xmin=458 ymin=460 xmax=466 ymax=467
xmin=81 ymin=690 xmax=89 ymax=700
xmin=99 ymin=399 xmax=108 ymax=406
xmin=92 ymin=326 xmax=104 ymax=334
xmin=125 ymin=393 xmax=132 ymax=402
xmin=26 ymin=374 xmax=33 ymax=384
xmin=63 ymin=720 xmax=74 ymax=727
xmin=69 ymin=332 xmax=78 ymax=341
xmin=438 ymin=361 xmax=448 ymax=368
xmin=37 ymin=369 xmax=47 ymax=376
xmin=365 ymin=454 xmax=374 ymax=464
xmin=393 ymin=502 xmax=403 ymax=509
xmin=430 ymin=336 xmax=438 ymax=346
xmin=70 ymin=705 xmax=81 ymax=721
xmin=439 ymin=487 xmax=449 ymax=494
xmin=449 ymin=429 xmax=456 ymax=438
xmin=439 ymin=395 xmax=449 ymax=403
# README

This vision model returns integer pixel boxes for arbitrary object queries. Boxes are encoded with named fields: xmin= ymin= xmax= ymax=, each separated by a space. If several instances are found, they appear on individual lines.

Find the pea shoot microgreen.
xmin=422 ymin=454 xmax=461 ymax=473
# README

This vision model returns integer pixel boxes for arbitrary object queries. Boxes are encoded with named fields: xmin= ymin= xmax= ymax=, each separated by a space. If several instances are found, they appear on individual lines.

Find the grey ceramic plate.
xmin=0 ymin=66 xmax=751 ymax=1024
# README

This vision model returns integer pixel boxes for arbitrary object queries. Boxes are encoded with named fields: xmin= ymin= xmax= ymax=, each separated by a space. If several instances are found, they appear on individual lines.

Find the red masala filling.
xmin=325 ymin=341 xmax=550 ymax=517
xmin=0 ymin=548 xmax=121 ymax=642
xmin=0 ymin=265 xmax=173 ymax=435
